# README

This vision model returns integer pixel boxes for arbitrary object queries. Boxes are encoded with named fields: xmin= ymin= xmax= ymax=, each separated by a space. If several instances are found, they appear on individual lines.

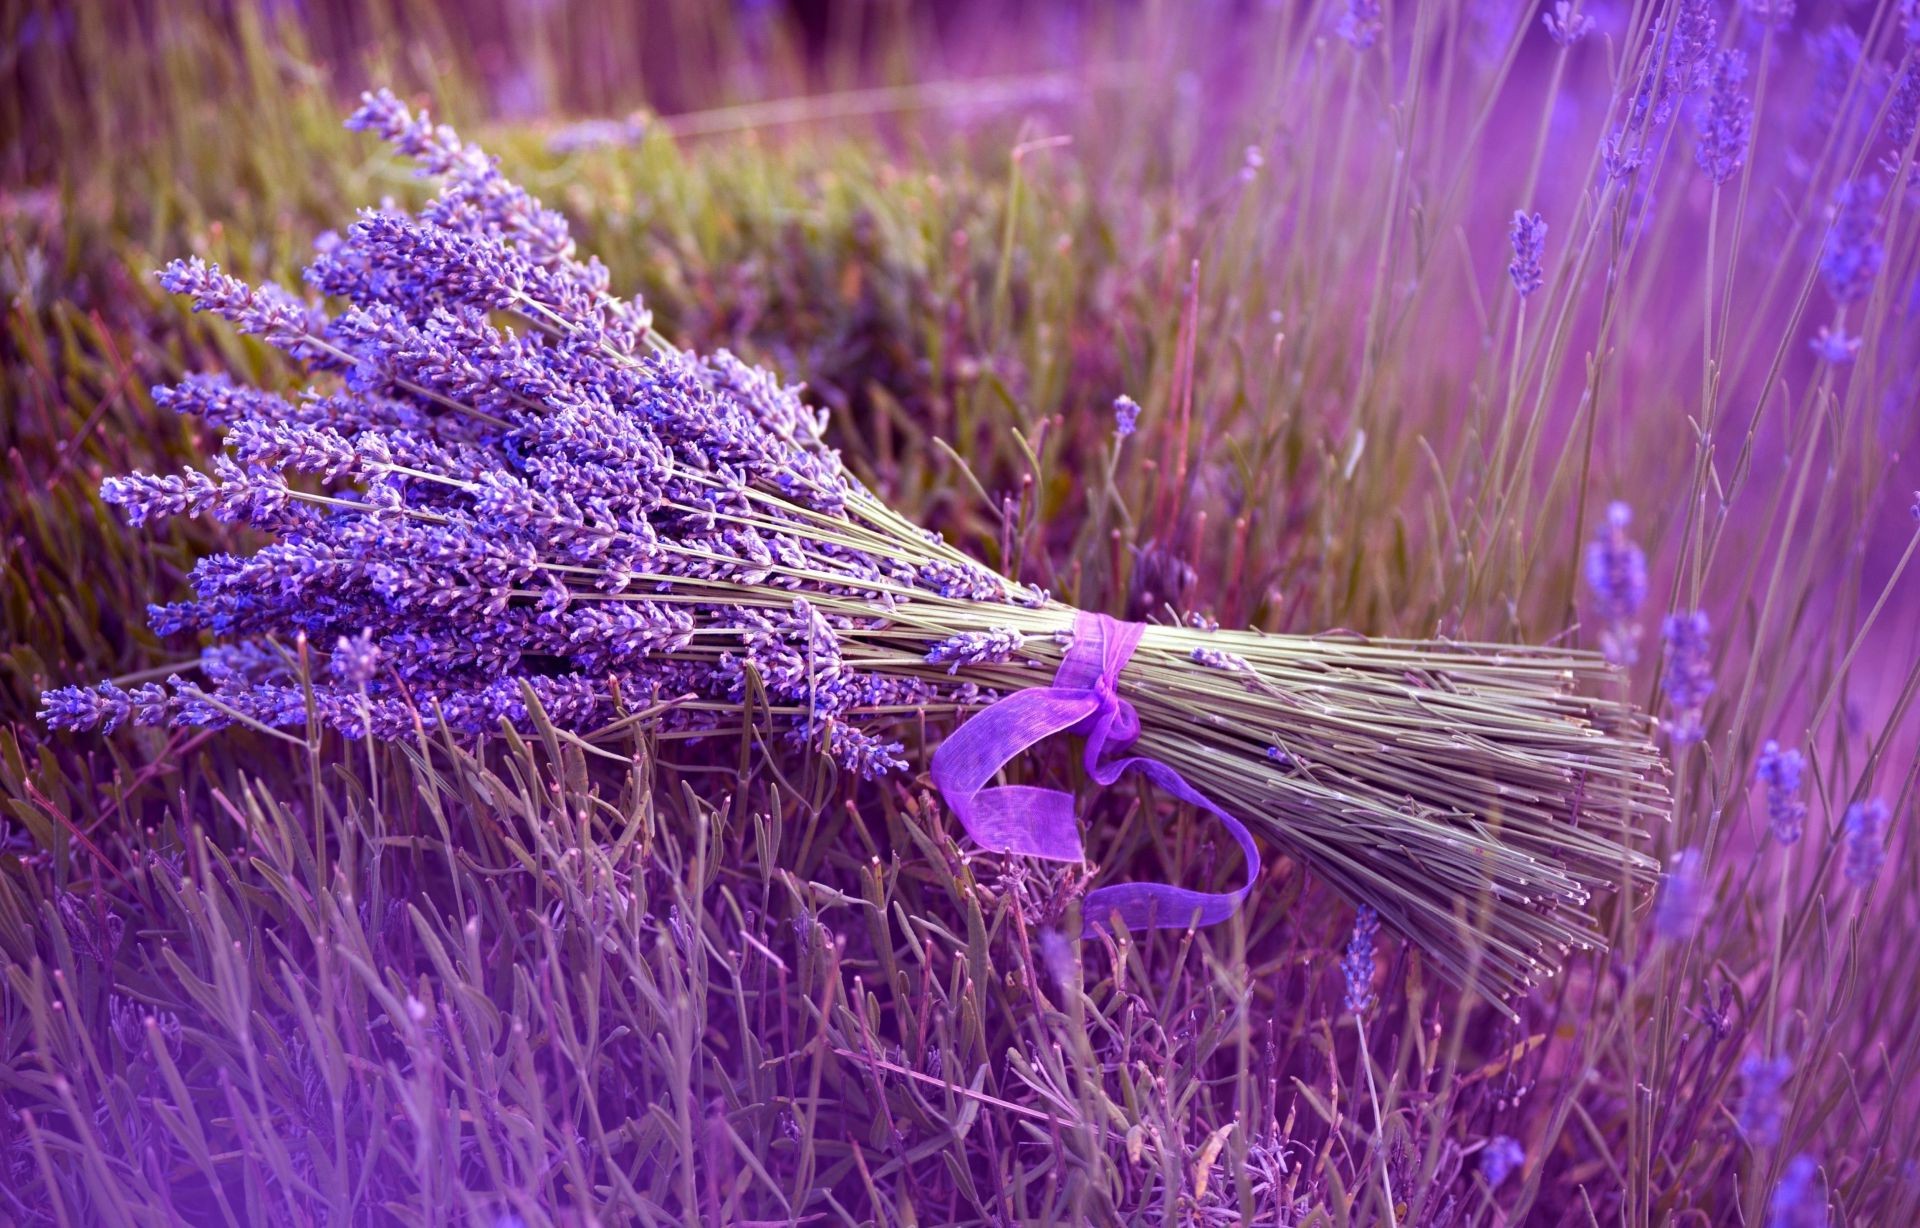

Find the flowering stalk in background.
xmin=1755 ymin=741 xmax=1807 ymax=846
xmin=1585 ymin=501 xmax=1647 ymax=666
xmin=1660 ymin=610 xmax=1715 ymax=744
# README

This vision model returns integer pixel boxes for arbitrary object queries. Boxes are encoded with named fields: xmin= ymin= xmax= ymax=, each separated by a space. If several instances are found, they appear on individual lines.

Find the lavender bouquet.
xmin=44 ymin=90 xmax=1666 ymax=1000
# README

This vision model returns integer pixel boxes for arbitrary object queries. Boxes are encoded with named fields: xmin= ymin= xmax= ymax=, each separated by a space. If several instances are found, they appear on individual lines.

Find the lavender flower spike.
xmin=1112 ymin=394 xmax=1141 ymax=439
xmin=1737 ymin=1054 xmax=1792 ymax=1147
xmin=1694 ymin=50 xmax=1751 ymax=185
xmin=1768 ymin=1155 xmax=1827 ymax=1228
xmin=1660 ymin=610 xmax=1714 ymax=744
xmin=1654 ymin=847 xmax=1704 ymax=941
xmin=1585 ymin=501 xmax=1647 ymax=665
xmin=1342 ymin=905 xmax=1380 ymax=1014
xmin=1508 ymin=211 xmax=1547 ymax=299
xmin=1819 ymin=178 xmax=1884 ymax=305
xmin=1842 ymin=798 xmax=1890 ymax=886
xmin=924 ymin=628 xmax=1026 ymax=674
xmin=1755 ymin=741 xmax=1807 ymax=845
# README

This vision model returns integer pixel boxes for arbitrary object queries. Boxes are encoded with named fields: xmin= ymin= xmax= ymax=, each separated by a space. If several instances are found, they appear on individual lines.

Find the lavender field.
xmin=3 ymin=0 xmax=1918 ymax=1223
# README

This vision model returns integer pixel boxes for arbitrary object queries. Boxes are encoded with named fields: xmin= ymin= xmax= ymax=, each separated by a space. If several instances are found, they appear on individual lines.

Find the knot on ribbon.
xmin=929 ymin=610 xmax=1260 ymax=933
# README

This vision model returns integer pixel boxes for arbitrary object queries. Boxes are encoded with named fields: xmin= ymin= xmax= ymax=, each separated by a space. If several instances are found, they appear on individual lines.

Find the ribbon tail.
xmin=930 ymin=686 xmax=1098 ymax=862
xmin=1078 ymin=756 xmax=1262 ymax=936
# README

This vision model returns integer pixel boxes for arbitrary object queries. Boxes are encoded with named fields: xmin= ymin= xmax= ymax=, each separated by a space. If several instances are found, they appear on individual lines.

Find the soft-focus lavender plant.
xmin=1655 ymin=846 xmax=1705 ymax=941
xmin=1842 ymin=798 xmax=1890 ymax=887
xmin=1660 ymin=610 xmax=1715 ymax=745
xmin=1112 ymin=393 xmax=1140 ymax=439
xmin=1738 ymin=1054 xmax=1793 ymax=1148
xmin=1819 ymin=178 xmax=1885 ymax=306
xmin=1585 ymin=501 xmax=1647 ymax=666
xmin=1769 ymin=1155 xmax=1828 ymax=1228
xmin=1479 ymin=1135 xmax=1524 ymax=1187
xmin=1755 ymin=740 xmax=1808 ymax=845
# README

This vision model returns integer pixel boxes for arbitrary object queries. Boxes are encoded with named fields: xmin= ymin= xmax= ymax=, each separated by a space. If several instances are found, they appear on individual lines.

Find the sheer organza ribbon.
xmin=930 ymin=610 xmax=1260 ymax=932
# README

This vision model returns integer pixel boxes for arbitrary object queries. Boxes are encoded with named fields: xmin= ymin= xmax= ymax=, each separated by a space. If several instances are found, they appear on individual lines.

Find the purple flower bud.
xmin=1480 ymin=1135 xmax=1525 ymax=1186
xmin=1342 ymin=905 xmax=1380 ymax=1014
xmin=1738 ymin=1054 xmax=1792 ymax=1147
xmin=1542 ymin=2 xmax=1595 ymax=45
xmin=1755 ymin=741 xmax=1808 ymax=845
xmin=1585 ymin=502 xmax=1648 ymax=665
xmin=1694 ymin=51 xmax=1751 ymax=184
xmin=1113 ymin=394 xmax=1141 ymax=439
xmin=1654 ymin=847 xmax=1705 ymax=941
xmin=1338 ymin=0 xmax=1382 ymax=50
xmin=1508 ymin=211 xmax=1547 ymax=298
xmin=1768 ymin=1155 xmax=1827 ymax=1228
xmin=1842 ymin=798 xmax=1890 ymax=887
xmin=1660 ymin=611 xmax=1714 ymax=745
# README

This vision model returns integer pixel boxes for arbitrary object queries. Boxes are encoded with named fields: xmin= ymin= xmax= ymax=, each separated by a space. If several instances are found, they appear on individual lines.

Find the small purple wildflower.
xmin=1819 ymin=178 xmax=1885 ymax=305
xmin=1654 ymin=847 xmax=1704 ymax=941
xmin=1508 ymin=211 xmax=1547 ymax=299
xmin=1738 ymin=1054 xmax=1792 ymax=1147
xmin=1542 ymin=2 xmax=1595 ymax=45
xmin=1768 ymin=1155 xmax=1827 ymax=1228
xmin=1842 ymin=798 xmax=1890 ymax=887
xmin=1694 ymin=51 xmax=1751 ymax=184
xmin=1113 ymin=394 xmax=1141 ymax=439
xmin=1660 ymin=611 xmax=1714 ymax=745
xmin=1585 ymin=502 xmax=1647 ymax=666
xmin=924 ymin=628 xmax=1026 ymax=674
xmin=1338 ymin=0 xmax=1382 ymax=50
xmin=1265 ymin=744 xmax=1294 ymax=767
xmin=1755 ymin=741 xmax=1808 ymax=845
xmin=1342 ymin=905 xmax=1379 ymax=1014
xmin=1480 ymin=1135 xmax=1525 ymax=1187
xmin=1808 ymin=323 xmax=1861 ymax=364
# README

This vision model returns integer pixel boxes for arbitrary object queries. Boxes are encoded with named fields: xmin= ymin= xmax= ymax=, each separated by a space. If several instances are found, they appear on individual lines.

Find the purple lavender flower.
xmin=1842 ymin=798 xmax=1890 ymax=886
xmin=1738 ymin=1054 xmax=1792 ymax=1147
xmin=1819 ymin=178 xmax=1885 ymax=305
xmin=1694 ymin=51 xmax=1751 ymax=184
xmin=1341 ymin=904 xmax=1379 ymax=1014
xmin=331 ymin=631 xmax=382 ymax=687
xmin=1809 ymin=323 xmax=1862 ymax=364
xmin=924 ymin=628 xmax=1026 ymax=674
xmin=1654 ymin=847 xmax=1704 ymax=941
xmin=1338 ymin=0 xmax=1382 ymax=50
xmin=1769 ymin=1155 xmax=1827 ymax=1228
xmin=1542 ymin=2 xmax=1595 ymax=45
xmin=1508 ymin=211 xmax=1547 ymax=299
xmin=1660 ymin=610 xmax=1714 ymax=744
xmin=1480 ymin=1135 xmax=1525 ymax=1187
xmin=1113 ymin=394 xmax=1141 ymax=439
xmin=1625 ymin=0 xmax=1718 ymax=130
xmin=1888 ymin=62 xmax=1920 ymax=157
xmin=1585 ymin=502 xmax=1648 ymax=665
xmin=1755 ymin=741 xmax=1808 ymax=845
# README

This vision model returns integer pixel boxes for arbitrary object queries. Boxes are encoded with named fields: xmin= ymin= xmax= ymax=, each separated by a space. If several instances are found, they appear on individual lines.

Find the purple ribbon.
xmin=930 ymin=610 xmax=1260 ymax=933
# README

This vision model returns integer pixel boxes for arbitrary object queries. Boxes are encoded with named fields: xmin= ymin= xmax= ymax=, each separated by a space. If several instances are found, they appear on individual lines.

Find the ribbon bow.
xmin=930 ymin=610 xmax=1260 ymax=932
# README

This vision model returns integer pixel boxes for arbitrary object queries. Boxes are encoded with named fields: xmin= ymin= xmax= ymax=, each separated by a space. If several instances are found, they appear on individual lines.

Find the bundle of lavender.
xmin=44 ymin=91 xmax=1666 ymax=999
